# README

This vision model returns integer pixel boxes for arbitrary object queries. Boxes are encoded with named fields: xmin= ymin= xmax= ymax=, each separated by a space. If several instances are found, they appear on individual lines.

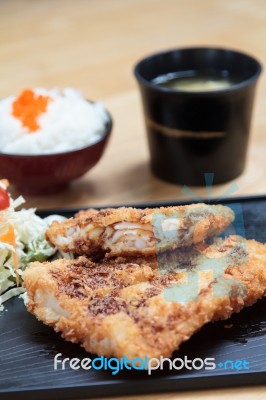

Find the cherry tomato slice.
xmin=0 ymin=187 xmax=10 ymax=210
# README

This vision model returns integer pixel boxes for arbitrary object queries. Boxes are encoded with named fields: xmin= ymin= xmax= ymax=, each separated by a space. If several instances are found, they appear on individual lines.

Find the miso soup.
xmin=152 ymin=71 xmax=237 ymax=92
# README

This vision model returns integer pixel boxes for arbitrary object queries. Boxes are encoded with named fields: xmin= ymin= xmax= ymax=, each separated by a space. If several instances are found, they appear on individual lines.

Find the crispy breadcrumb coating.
xmin=24 ymin=236 xmax=266 ymax=360
xmin=46 ymin=204 xmax=234 ymax=258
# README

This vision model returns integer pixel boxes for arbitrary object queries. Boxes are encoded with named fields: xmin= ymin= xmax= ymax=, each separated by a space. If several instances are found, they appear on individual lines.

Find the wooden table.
xmin=0 ymin=0 xmax=266 ymax=399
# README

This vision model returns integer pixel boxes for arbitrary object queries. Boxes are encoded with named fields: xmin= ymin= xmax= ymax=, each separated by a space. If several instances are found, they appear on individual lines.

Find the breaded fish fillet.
xmin=46 ymin=204 xmax=234 ymax=258
xmin=24 ymin=236 xmax=266 ymax=360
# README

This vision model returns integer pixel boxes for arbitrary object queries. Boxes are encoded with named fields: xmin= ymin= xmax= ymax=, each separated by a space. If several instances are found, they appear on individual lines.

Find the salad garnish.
xmin=0 ymin=180 xmax=60 ymax=310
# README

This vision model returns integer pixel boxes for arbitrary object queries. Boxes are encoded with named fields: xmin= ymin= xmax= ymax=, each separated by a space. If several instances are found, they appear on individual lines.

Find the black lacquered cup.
xmin=134 ymin=47 xmax=262 ymax=185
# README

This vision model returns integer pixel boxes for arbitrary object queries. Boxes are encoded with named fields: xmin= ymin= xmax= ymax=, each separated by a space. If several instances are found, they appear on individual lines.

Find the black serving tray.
xmin=1 ymin=195 xmax=266 ymax=400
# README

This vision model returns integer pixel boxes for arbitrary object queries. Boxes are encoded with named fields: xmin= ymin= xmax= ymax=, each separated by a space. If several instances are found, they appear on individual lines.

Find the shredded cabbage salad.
xmin=0 ymin=182 xmax=66 ymax=311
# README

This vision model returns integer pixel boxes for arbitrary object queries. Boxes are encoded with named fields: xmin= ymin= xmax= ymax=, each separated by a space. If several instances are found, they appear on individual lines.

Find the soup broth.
xmin=153 ymin=71 xmax=237 ymax=92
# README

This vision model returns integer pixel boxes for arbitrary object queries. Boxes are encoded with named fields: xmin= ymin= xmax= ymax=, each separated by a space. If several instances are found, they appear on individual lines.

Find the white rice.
xmin=0 ymin=88 xmax=110 ymax=155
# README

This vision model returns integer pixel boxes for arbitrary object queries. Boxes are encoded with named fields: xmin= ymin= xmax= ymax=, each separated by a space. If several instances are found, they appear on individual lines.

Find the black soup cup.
xmin=134 ymin=47 xmax=262 ymax=185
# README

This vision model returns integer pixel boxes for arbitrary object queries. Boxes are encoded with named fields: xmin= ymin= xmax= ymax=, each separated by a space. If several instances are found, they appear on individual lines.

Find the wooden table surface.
xmin=1 ymin=0 xmax=266 ymax=399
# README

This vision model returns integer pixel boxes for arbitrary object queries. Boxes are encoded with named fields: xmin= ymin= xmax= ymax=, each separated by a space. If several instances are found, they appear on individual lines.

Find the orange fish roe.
xmin=12 ymin=89 xmax=51 ymax=133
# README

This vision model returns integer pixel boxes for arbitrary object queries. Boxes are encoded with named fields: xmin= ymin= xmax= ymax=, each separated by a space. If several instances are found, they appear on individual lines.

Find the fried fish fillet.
xmin=46 ymin=204 xmax=234 ymax=258
xmin=24 ymin=236 xmax=266 ymax=360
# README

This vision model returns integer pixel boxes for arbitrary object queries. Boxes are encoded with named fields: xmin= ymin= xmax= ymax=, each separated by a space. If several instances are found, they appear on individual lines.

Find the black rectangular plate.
xmin=1 ymin=196 xmax=266 ymax=400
